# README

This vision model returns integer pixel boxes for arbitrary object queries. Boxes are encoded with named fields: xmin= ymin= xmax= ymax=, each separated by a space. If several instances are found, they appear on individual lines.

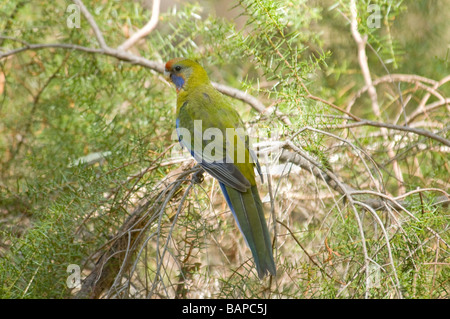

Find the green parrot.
xmin=164 ymin=58 xmax=276 ymax=278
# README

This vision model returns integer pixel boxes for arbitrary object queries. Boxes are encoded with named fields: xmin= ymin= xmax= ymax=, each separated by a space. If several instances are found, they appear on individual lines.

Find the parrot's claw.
xmin=192 ymin=167 xmax=205 ymax=184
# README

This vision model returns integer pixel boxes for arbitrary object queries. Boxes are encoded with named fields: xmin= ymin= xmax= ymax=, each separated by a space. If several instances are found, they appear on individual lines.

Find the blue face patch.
xmin=171 ymin=74 xmax=185 ymax=91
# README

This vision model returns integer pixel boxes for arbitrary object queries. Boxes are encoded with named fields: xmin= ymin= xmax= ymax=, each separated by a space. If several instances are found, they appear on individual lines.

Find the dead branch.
xmin=74 ymin=161 xmax=197 ymax=299
xmin=349 ymin=0 xmax=406 ymax=194
xmin=349 ymin=0 xmax=380 ymax=115
xmin=332 ymin=120 xmax=450 ymax=146
xmin=118 ymin=0 xmax=161 ymax=51
xmin=73 ymin=0 xmax=107 ymax=49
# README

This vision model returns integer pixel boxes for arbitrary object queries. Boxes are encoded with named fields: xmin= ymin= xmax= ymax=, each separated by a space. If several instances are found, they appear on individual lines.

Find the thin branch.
xmin=340 ymin=120 xmax=450 ymax=147
xmin=5 ymin=38 xmax=448 ymax=151
xmin=306 ymin=94 xmax=361 ymax=121
xmin=277 ymin=220 xmax=345 ymax=285
xmin=349 ymin=0 xmax=380 ymax=116
xmin=349 ymin=76 xmax=446 ymax=112
xmin=351 ymin=190 xmax=450 ymax=249
xmin=1 ymin=39 xmax=292 ymax=123
xmin=347 ymin=74 xmax=443 ymax=112
xmin=0 ymin=42 xmax=100 ymax=59
xmin=118 ymin=0 xmax=161 ymax=51
xmin=393 ymin=188 xmax=449 ymax=201
xmin=75 ymin=162 xmax=196 ymax=299
xmin=407 ymin=98 xmax=450 ymax=124
xmin=73 ymin=0 xmax=108 ymax=49
xmin=416 ymin=75 xmax=450 ymax=117
xmin=354 ymin=200 xmax=403 ymax=297
xmin=212 ymin=82 xmax=291 ymax=125
xmin=349 ymin=0 xmax=407 ymax=194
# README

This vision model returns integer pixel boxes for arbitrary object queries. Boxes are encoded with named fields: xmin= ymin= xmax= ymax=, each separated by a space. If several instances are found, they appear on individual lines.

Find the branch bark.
xmin=349 ymin=0 xmax=380 ymax=115
xmin=349 ymin=0 xmax=405 ymax=194
xmin=73 ymin=0 xmax=107 ymax=49
xmin=75 ymin=162 xmax=197 ymax=299
xmin=118 ymin=0 xmax=161 ymax=51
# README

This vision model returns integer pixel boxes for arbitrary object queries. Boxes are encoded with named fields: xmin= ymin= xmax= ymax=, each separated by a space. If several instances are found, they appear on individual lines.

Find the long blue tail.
xmin=219 ymin=182 xmax=276 ymax=278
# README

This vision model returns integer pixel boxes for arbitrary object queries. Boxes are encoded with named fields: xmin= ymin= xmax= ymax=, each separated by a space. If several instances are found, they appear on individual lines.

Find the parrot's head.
xmin=164 ymin=58 xmax=209 ymax=93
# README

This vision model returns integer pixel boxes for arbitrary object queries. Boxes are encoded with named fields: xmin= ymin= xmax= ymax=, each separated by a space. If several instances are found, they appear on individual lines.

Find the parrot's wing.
xmin=200 ymin=160 xmax=251 ymax=192
xmin=176 ymin=117 xmax=252 ymax=192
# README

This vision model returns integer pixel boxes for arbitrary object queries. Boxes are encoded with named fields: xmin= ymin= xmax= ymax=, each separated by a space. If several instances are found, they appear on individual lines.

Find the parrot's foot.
xmin=191 ymin=167 xmax=205 ymax=184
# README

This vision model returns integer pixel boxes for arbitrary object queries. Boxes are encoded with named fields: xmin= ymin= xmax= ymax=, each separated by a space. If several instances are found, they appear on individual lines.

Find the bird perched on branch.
xmin=165 ymin=58 xmax=276 ymax=278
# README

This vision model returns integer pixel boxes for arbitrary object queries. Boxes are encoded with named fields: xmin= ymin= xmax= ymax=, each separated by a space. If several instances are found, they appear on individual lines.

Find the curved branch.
xmin=73 ymin=0 xmax=108 ymax=49
xmin=212 ymin=82 xmax=292 ymax=125
xmin=0 ymin=39 xmax=290 ymax=124
xmin=347 ymin=74 xmax=448 ymax=112
xmin=406 ymin=98 xmax=450 ymax=124
xmin=349 ymin=0 xmax=380 ymax=116
xmin=340 ymin=120 xmax=450 ymax=147
xmin=118 ymin=0 xmax=161 ymax=51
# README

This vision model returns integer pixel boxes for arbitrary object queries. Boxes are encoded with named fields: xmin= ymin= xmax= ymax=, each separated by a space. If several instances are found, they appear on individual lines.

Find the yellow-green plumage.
xmin=165 ymin=58 xmax=276 ymax=278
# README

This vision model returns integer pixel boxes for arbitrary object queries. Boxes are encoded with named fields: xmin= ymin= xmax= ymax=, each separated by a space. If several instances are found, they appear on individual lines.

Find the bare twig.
xmin=349 ymin=0 xmax=379 ymax=115
xmin=347 ymin=74 xmax=443 ymax=112
xmin=277 ymin=220 xmax=345 ymax=285
xmin=0 ymin=39 xmax=292 ymax=125
xmin=73 ymin=0 xmax=108 ymax=49
xmin=75 ymin=162 xmax=197 ymax=299
xmin=416 ymin=75 xmax=450 ymax=118
xmin=349 ymin=0 xmax=406 ymax=194
xmin=332 ymin=120 xmax=450 ymax=147
xmin=306 ymin=94 xmax=361 ymax=122
xmin=2 ymin=37 xmax=448 ymax=150
xmin=118 ymin=0 xmax=161 ymax=51
xmin=407 ymin=98 xmax=450 ymax=124
xmin=212 ymin=82 xmax=292 ymax=125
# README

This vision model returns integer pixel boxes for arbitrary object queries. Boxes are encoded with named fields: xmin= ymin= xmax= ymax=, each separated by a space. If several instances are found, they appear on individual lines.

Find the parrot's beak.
xmin=164 ymin=70 xmax=171 ymax=82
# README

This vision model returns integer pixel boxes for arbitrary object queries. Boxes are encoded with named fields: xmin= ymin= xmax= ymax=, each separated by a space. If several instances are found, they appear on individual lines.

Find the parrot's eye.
xmin=174 ymin=65 xmax=182 ymax=72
